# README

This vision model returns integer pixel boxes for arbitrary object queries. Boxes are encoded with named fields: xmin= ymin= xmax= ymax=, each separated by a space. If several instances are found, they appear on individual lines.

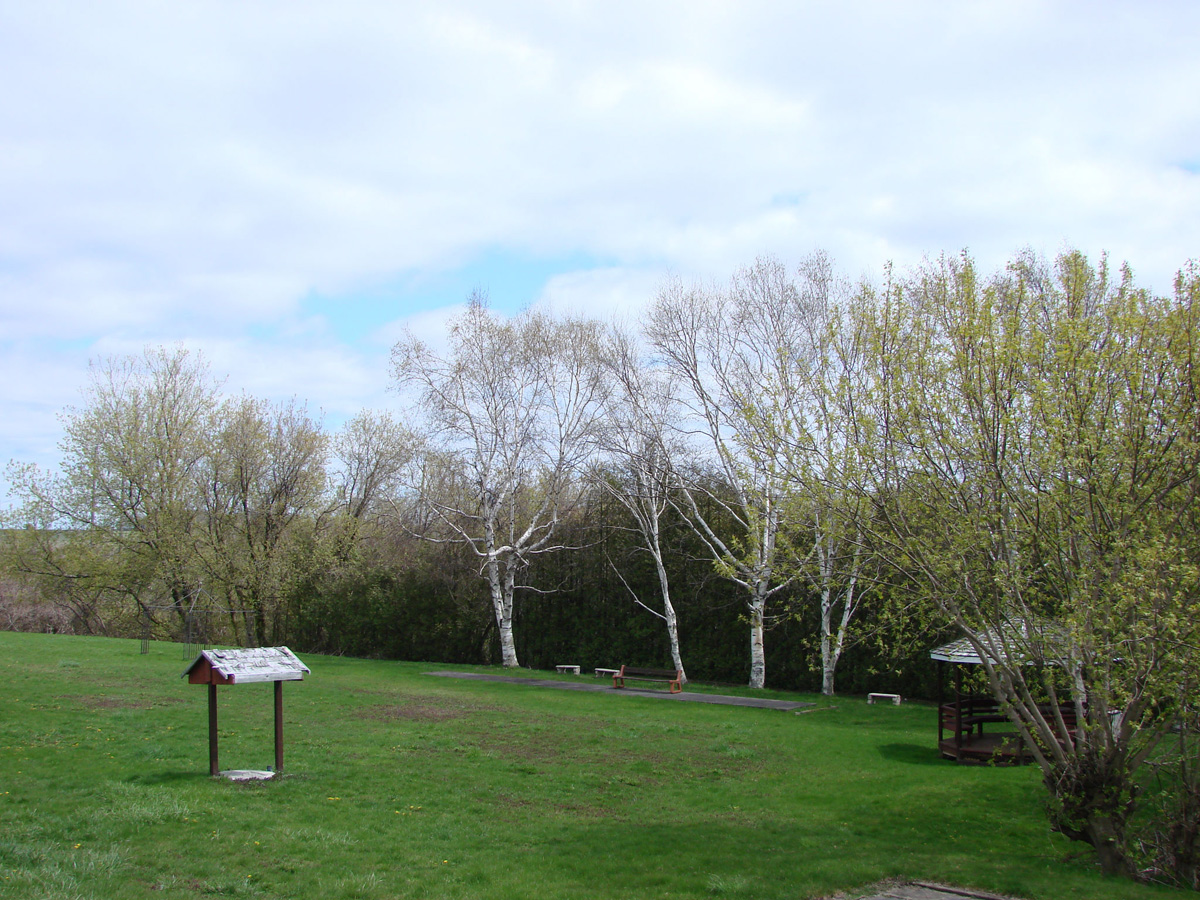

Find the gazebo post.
xmin=274 ymin=680 xmax=284 ymax=773
xmin=208 ymin=683 xmax=219 ymax=776
xmin=954 ymin=665 xmax=964 ymax=761
xmin=936 ymin=660 xmax=944 ymax=746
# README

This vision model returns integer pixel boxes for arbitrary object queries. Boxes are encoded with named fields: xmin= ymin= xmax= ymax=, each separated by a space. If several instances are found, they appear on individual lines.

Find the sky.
xmin=2 ymin=1 xmax=1199 ymax=502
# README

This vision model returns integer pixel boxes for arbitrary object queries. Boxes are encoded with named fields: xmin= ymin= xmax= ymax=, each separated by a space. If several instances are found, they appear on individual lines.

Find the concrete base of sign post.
xmin=219 ymin=769 xmax=276 ymax=782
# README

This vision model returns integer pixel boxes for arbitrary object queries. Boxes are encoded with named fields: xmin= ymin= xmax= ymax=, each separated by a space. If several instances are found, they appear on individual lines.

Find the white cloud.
xmin=3 ymin=0 xmax=1200 ymax=499
xmin=533 ymin=268 xmax=664 ymax=322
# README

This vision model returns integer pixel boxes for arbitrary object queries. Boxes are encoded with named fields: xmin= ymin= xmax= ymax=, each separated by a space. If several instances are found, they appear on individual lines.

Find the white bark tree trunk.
xmin=820 ymin=586 xmax=855 ymax=696
xmin=484 ymin=518 xmax=519 ymax=668
xmin=655 ymin=555 xmax=686 ymax=682
xmin=487 ymin=556 xmax=519 ymax=668
xmin=748 ymin=587 xmax=767 ymax=689
xmin=820 ymin=588 xmax=835 ymax=696
xmin=817 ymin=533 xmax=861 ymax=696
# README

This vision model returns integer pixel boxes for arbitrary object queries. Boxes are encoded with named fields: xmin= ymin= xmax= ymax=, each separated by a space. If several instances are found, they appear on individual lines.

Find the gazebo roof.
xmin=182 ymin=647 xmax=310 ymax=684
xmin=930 ymin=621 xmax=1066 ymax=666
xmin=930 ymin=634 xmax=993 ymax=665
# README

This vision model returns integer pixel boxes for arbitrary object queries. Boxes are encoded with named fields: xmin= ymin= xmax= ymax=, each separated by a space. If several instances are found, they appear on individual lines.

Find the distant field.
xmin=0 ymin=632 xmax=1185 ymax=900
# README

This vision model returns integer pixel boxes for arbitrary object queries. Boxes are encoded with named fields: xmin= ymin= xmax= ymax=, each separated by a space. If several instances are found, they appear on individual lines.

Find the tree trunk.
xmin=496 ymin=608 xmax=518 ymax=668
xmin=820 ymin=584 xmax=855 ymax=696
xmin=820 ymin=586 xmax=835 ymax=695
xmin=748 ymin=590 xmax=766 ymax=689
xmin=486 ymin=554 xmax=519 ymax=668
xmin=818 ymin=538 xmax=859 ymax=696
xmin=1085 ymin=816 xmax=1137 ymax=879
xmin=656 ymin=559 xmax=686 ymax=683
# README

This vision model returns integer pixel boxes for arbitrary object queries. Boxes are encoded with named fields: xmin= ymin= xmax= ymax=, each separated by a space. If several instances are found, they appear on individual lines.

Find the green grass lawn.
xmin=0 ymin=632 xmax=1185 ymax=900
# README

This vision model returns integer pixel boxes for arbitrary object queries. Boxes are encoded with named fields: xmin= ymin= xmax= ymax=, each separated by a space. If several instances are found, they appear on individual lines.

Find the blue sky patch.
xmin=302 ymin=247 xmax=613 ymax=342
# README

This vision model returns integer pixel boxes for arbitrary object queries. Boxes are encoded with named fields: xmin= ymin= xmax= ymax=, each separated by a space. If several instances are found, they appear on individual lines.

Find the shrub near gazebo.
xmin=182 ymin=647 xmax=310 ymax=778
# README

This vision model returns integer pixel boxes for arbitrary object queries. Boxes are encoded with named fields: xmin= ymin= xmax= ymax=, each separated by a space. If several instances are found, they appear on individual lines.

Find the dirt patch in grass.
xmin=447 ymin=716 xmax=766 ymax=783
xmin=476 ymin=726 xmax=762 ymax=776
xmin=74 ymin=694 xmax=188 ymax=710
xmin=492 ymin=790 xmax=535 ymax=809
xmin=358 ymin=698 xmax=499 ymax=722
xmin=553 ymin=800 xmax=618 ymax=819
xmin=465 ymin=724 xmax=599 ymax=765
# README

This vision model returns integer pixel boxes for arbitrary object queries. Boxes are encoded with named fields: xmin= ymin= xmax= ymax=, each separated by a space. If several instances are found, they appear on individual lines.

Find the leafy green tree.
xmin=857 ymin=250 xmax=1200 ymax=879
xmin=4 ymin=347 xmax=335 ymax=647
xmin=4 ymin=346 xmax=219 ymax=634
xmin=195 ymin=395 xmax=328 ymax=646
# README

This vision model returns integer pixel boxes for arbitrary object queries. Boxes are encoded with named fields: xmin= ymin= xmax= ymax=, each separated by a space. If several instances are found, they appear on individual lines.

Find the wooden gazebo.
xmin=932 ymin=633 xmax=1027 ymax=763
xmin=182 ymin=647 xmax=310 ymax=778
xmin=932 ymin=622 xmax=1076 ymax=764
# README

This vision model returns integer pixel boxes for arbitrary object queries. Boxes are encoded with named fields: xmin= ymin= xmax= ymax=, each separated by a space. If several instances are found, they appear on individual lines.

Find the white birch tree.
xmin=596 ymin=324 xmax=687 ymax=680
xmin=646 ymin=266 xmax=799 ymax=689
xmin=741 ymin=253 xmax=873 ymax=695
xmin=391 ymin=296 xmax=607 ymax=668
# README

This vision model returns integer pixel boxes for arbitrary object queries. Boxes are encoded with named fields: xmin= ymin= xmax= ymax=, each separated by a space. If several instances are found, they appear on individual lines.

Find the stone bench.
xmin=868 ymin=692 xmax=902 ymax=705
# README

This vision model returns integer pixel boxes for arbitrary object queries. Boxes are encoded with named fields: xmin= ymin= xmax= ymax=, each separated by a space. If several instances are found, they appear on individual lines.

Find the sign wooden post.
xmin=209 ymin=683 xmax=219 ymax=776
xmin=274 ymin=680 xmax=284 ymax=773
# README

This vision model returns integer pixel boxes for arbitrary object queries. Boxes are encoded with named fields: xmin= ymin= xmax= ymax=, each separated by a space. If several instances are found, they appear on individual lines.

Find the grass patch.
xmin=0 ymin=632 xmax=1189 ymax=899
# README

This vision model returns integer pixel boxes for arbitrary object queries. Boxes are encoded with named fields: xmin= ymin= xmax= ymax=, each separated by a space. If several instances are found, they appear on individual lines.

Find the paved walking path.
xmin=852 ymin=883 xmax=1021 ymax=900
xmin=425 ymin=670 xmax=813 ymax=711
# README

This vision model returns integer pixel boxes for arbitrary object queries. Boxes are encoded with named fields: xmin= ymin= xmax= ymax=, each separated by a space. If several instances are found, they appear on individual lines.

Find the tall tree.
xmin=197 ymin=396 xmax=328 ymax=646
xmin=646 ymin=264 xmax=799 ymax=689
xmin=5 ymin=346 xmax=219 ymax=632
xmin=595 ymin=324 xmax=687 ymax=680
xmin=332 ymin=410 xmax=414 ymax=523
xmin=325 ymin=409 xmax=417 ymax=566
xmin=734 ymin=253 xmax=875 ymax=695
xmin=391 ymin=297 xmax=607 ymax=667
xmin=857 ymin=250 xmax=1200 ymax=879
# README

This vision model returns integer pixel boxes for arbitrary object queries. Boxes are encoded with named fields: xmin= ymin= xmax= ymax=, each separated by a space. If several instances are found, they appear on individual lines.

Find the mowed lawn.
xmin=0 ymin=633 xmax=1186 ymax=900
